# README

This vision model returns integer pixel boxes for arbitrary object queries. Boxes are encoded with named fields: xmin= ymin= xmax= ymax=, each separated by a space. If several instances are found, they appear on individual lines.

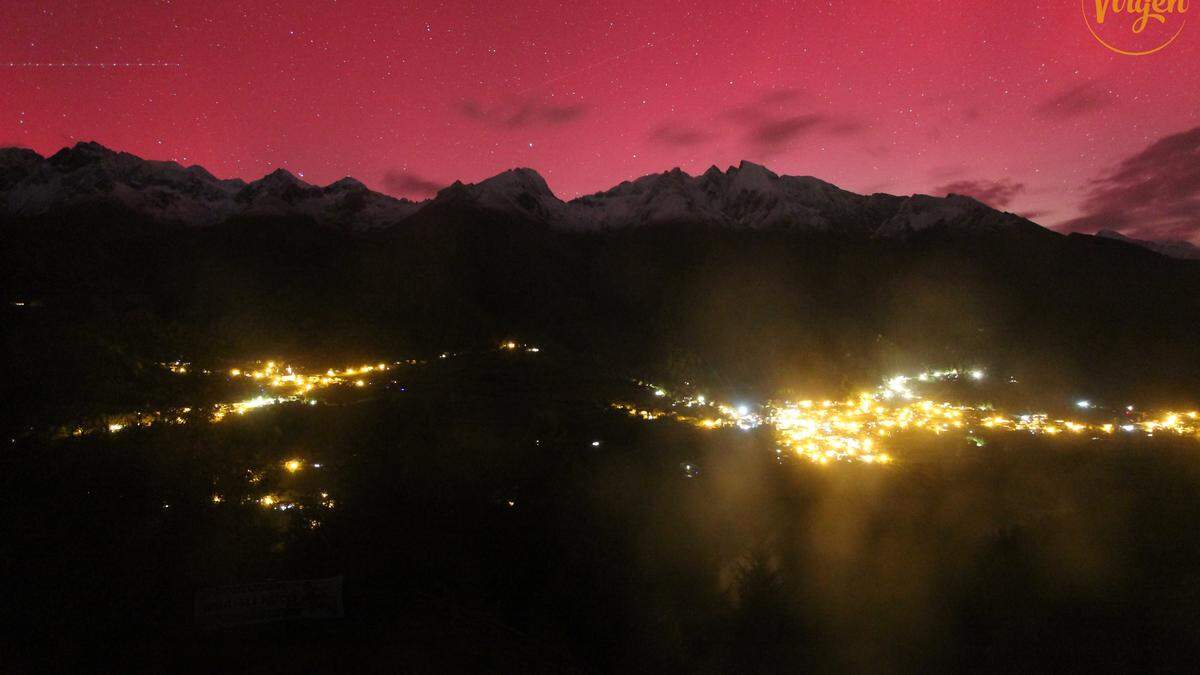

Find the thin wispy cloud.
xmin=934 ymin=178 xmax=1026 ymax=209
xmin=457 ymin=98 xmax=590 ymax=129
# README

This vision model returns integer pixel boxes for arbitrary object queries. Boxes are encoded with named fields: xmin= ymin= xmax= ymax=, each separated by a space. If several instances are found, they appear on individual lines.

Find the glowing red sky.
xmin=2 ymin=0 xmax=1197 ymax=240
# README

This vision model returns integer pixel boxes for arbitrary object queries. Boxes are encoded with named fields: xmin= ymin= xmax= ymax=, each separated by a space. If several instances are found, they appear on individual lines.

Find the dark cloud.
xmin=737 ymin=113 xmax=865 ymax=155
xmin=647 ymin=89 xmax=862 ymax=157
xmin=382 ymin=170 xmax=443 ymax=199
xmin=720 ymin=89 xmax=865 ymax=154
xmin=1060 ymin=126 xmax=1200 ymax=243
xmin=723 ymin=88 xmax=807 ymax=120
xmin=1033 ymin=82 xmax=1115 ymax=120
xmin=457 ymin=100 xmax=487 ymax=121
xmin=457 ymin=98 xmax=589 ymax=128
xmin=934 ymin=178 xmax=1026 ymax=209
xmin=648 ymin=123 xmax=712 ymax=147
xmin=748 ymin=114 xmax=827 ymax=146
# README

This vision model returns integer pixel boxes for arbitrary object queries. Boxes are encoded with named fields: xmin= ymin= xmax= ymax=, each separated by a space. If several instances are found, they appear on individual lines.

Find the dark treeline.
xmin=4 ymin=202 xmax=1200 ymax=432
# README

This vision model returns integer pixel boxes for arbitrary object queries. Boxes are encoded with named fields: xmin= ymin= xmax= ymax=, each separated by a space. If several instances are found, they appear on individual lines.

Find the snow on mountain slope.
xmin=0 ymin=142 xmax=419 ymax=228
xmin=1 ymin=142 xmax=242 ymax=224
xmin=0 ymin=142 xmax=1048 ymax=239
xmin=572 ymin=161 xmax=868 ymax=230
xmin=419 ymin=167 xmax=583 ymax=226
xmin=566 ymin=161 xmax=1036 ymax=236
xmin=1095 ymin=229 xmax=1200 ymax=260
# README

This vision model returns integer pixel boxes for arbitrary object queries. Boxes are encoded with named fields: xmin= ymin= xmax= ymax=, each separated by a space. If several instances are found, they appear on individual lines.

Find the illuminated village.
xmin=64 ymin=343 xmax=1200 ymax=475
xmin=617 ymin=368 xmax=1200 ymax=464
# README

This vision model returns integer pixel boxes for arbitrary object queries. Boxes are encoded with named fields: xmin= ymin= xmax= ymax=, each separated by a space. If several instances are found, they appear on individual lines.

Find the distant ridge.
xmin=0 ymin=142 xmax=419 ymax=229
xmin=0 ymin=141 xmax=1193 ymax=258
xmin=1095 ymin=229 xmax=1200 ymax=260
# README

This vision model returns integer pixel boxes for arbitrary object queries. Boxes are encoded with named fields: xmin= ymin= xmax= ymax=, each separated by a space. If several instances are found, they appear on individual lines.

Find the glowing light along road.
xmin=61 ymin=347 xmax=1200 ymax=468
xmin=615 ymin=369 xmax=1200 ymax=465
xmin=63 ymin=342 xmax=532 ymax=438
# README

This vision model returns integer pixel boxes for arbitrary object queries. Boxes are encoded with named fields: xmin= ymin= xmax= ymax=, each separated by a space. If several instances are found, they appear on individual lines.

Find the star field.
xmin=1 ymin=0 xmax=1197 ymax=239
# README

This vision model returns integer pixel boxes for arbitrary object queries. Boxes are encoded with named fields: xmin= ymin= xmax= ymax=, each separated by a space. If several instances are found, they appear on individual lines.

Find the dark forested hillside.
xmin=5 ymin=186 xmax=1200 ymax=436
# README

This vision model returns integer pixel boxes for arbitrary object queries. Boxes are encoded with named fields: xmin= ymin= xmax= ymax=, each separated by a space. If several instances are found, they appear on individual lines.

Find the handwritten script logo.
xmin=1084 ymin=0 xmax=1188 ymax=55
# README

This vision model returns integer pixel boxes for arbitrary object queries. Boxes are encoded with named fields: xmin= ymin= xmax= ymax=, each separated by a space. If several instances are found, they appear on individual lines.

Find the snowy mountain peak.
xmin=58 ymin=140 xmax=115 ymax=158
xmin=0 ymin=143 xmax=1049 ymax=238
xmin=182 ymin=164 xmax=227 ymax=184
xmin=474 ymin=167 xmax=555 ymax=199
xmin=421 ymin=167 xmax=572 ymax=223
xmin=570 ymin=161 xmax=874 ymax=230
xmin=0 ymin=148 xmax=43 ymax=189
xmin=0 ymin=142 xmax=420 ymax=228
xmin=1096 ymin=229 xmax=1200 ymax=260
xmin=326 ymin=176 xmax=368 ymax=192
xmin=254 ymin=168 xmax=308 ymax=189
xmin=0 ymin=146 xmax=43 ymax=165
xmin=46 ymin=141 xmax=120 ymax=170
xmin=732 ymin=159 xmax=776 ymax=178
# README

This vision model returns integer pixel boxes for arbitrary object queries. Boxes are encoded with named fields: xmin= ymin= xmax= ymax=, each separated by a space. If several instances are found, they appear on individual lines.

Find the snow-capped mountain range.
xmin=0 ymin=142 xmax=421 ymax=229
xmin=427 ymin=159 xmax=1040 ymax=238
xmin=0 ymin=141 xmax=1190 ymax=258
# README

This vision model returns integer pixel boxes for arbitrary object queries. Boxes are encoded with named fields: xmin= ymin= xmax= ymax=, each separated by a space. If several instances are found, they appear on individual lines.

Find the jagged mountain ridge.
xmin=572 ymin=162 xmax=896 ymax=233
xmin=0 ymin=142 xmax=1192 ymax=258
xmin=0 ymin=142 xmax=421 ymax=229
xmin=0 ymin=141 xmax=1038 ymax=238
xmin=1096 ymin=229 xmax=1200 ymax=261
xmin=421 ymin=158 xmax=1044 ymax=237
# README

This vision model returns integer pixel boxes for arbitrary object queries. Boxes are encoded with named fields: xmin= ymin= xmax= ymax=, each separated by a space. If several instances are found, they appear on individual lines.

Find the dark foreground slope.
xmin=5 ymin=350 xmax=1200 ymax=673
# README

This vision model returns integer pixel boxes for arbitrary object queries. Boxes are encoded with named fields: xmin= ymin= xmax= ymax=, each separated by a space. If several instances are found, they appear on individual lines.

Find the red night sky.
xmin=2 ymin=0 xmax=1197 ymax=242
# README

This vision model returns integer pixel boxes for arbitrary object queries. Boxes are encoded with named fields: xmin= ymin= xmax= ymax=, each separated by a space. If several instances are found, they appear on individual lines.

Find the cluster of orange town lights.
xmin=56 ymin=351 xmax=1200 ymax=470
xmin=614 ymin=369 xmax=1200 ymax=465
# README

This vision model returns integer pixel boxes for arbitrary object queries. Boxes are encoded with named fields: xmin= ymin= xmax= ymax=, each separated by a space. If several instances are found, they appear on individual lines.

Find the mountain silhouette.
xmin=1096 ymin=229 xmax=1200 ymax=260
xmin=3 ymin=142 xmax=1195 ymax=259
xmin=0 ymin=142 xmax=419 ymax=229
xmin=3 ymin=142 xmax=1200 ymax=430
